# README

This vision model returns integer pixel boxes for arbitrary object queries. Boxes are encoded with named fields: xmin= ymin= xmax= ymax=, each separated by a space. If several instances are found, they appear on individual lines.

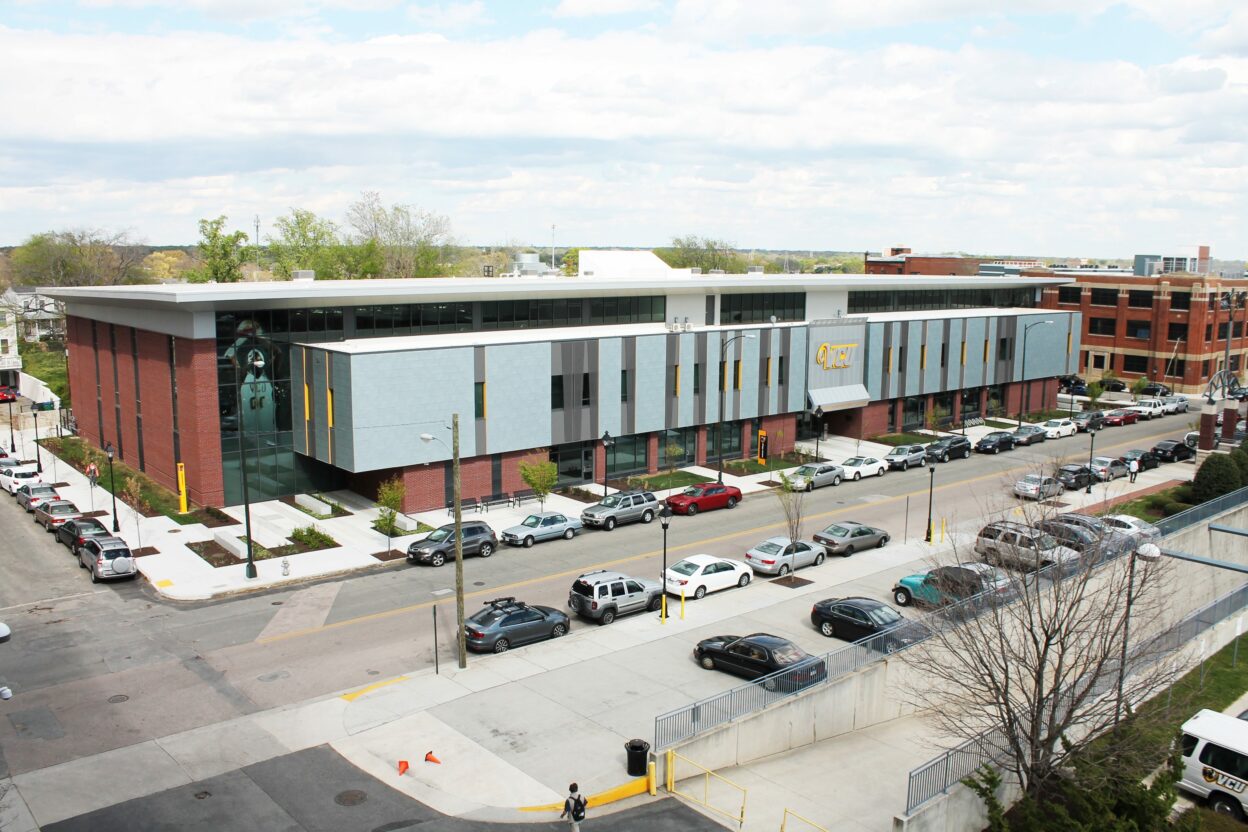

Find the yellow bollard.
xmin=680 ymin=589 xmax=686 ymax=620
xmin=941 ymin=517 xmax=946 ymax=543
xmin=176 ymin=462 xmax=188 ymax=514
xmin=661 ymin=594 xmax=667 ymax=624
xmin=647 ymin=760 xmax=657 ymax=796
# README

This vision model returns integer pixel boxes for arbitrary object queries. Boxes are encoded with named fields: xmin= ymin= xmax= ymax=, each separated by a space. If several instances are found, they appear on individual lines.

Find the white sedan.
xmin=0 ymin=466 xmax=41 ymax=495
xmin=840 ymin=456 xmax=887 ymax=480
xmin=664 ymin=554 xmax=752 ymax=599
xmin=1101 ymin=514 xmax=1162 ymax=543
xmin=1043 ymin=418 xmax=1077 ymax=439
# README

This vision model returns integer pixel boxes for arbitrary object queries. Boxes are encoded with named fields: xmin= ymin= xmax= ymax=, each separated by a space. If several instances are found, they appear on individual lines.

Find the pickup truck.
xmin=1127 ymin=398 xmax=1165 ymax=420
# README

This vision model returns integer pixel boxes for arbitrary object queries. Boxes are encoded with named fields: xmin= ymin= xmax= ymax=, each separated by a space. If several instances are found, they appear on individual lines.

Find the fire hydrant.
xmin=281 ymin=558 xmax=290 ymax=577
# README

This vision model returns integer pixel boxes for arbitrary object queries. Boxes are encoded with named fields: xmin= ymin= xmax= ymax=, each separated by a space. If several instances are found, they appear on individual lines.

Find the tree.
xmin=1193 ymin=453 xmax=1243 ymax=502
xmin=1086 ymin=380 xmax=1104 ymax=404
xmin=518 ymin=454 xmax=558 ymax=509
xmin=775 ymin=472 xmax=806 ymax=546
xmin=664 ymin=441 xmax=686 ymax=478
xmin=188 ymin=216 xmax=249 ymax=283
xmin=655 ymin=235 xmax=746 ymax=273
xmin=903 ymin=495 xmax=1176 ymax=804
xmin=267 ymin=209 xmax=342 ymax=279
xmin=10 ymin=229 xmax=147 ymax=286
xmin=376 ymin=475 xmax=405 ymax=553
xmin=1131 ymin=377 xmax=1150 ymax=396
xmin=345 ymin=191 xmax=453 ymax=278
xmin=141 ymin=250 xmax=192 ymax=281
xmin=561 ymin=247 xmax=580 ymax=276
xmin=1230 ymin=449 xmax=1248 ymax=488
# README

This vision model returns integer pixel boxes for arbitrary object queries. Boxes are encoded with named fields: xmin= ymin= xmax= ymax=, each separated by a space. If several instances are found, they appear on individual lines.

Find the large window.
xmin=901 ymin=396 xmax=927 ymax=431
xmin=1168 ymin=323 xmax=1188 ymax=342
xmin=847 ymin=288 xmax=1034 ymax=314
xmin=659 ymin=427 xmax=696 ymax=468
xmin=1089 ymin=288 xmax=1117 ymax=306
xmin=1128 ymin=290 xmax=1153 ymax=308
xmin=1122 ymin=354 xmax=1148 ymax=373
xmin=961 ymin=387 xmax=982 ymax=419
xmin=605 ymin=433 xmax=647 ymax=476
xmin=353 ymin=295 xmax=667 ymax=336
xmin=551 ymin=375 xmax=565 ymax=410
xmin=1057 ymin=286 xmax=1081 ymax=304
xmin=1125 ymin=320 xmax=1151 ymax=340
xmin=710 ymin=420 xmax=744 ymax=461
xmin=1088 ymin=317 xmax=1117 ymax=336
xmin=1170 ymin=292 xmax=1191 ymax=310
xmin=1165 ymin=359 xmax=1186 ymax=378
xmin=474 ymin=382 xmax=485 ymax=419
xmin=720 ymin=293 xmax=805 ymax=324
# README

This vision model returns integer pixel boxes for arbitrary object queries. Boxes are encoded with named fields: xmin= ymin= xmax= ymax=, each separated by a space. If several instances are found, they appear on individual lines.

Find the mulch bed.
xmin=371 ymin=549 xmax=408 ymax=562
xmin=131 ymin=547 xmax=160 ymax=557
xmin=188 ymin=539 xmax=239 ymax=568
xmin=184 ymin=507 xmax=236 ymax=528
xmin=81 ymin=510 xmax=109 ymax=518
xmin=770 ymin=575 xmax=814 ymax=589
xmin=554 ymin=487 xmax=598 ymax=503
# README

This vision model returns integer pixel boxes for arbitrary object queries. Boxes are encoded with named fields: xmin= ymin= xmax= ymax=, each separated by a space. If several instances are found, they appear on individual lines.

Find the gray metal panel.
xmin=486 ymin=341 xmax=552 ymax=454
xmin=330 ymin=351 xmax=354 ymax=470
xmin=739 ymin=329 xmax=760 ymax=420
xmin=634 ymin=334 xmax=667 ymax=434
xmin=787 ymin=326 xmax=807 ymax=412
xmin=474 ymin=346 xmax=487 ymax=452
xmin=676 ymin=331 xmax=695 ymax=428
xmin=903 ymin=321 xmax=923 ymax=398
xmin=292 ymin=346 xmax=308 ymax=458
xmin=665 ymin=332 xmax=681 ymax=429
xmin=599 ymin=337 xmax=623 ymax=438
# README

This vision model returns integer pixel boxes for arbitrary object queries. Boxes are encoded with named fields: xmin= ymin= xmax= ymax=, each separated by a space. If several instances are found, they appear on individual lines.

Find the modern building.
xmin=1134 ymin=246 xmax=1211 ymax=277
xmin=46 ymin=252 xmax=1078 ymax=512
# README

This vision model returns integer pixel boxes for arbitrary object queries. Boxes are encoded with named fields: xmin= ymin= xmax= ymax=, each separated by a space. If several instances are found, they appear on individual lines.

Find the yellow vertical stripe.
xmin=983 ymin=340 xmax=989 ymax=362
xmin=674 ymin=365 xmax=680 ymax=396
xmin=886 ymin=347 xmax=892 ymax=373
xmin=301 ymin=348 xmax=309 ymax=455
xmin=735 ymin=361 xmax=742 ymax=389
xmin=1066 ymin=332 xmax=1072 ymax=354
xmin=303 ymin=384 xmax=310 ymax=421
xmin=328 ymin=388 xmax=334 ymax=428
xmin=960 ymin=341 xmax=967 ymax=365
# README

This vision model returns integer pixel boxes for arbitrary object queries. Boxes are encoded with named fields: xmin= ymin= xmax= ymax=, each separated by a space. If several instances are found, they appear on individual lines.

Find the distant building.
xmin=1 ymin=287 xmax=64 ymax=343
xmin=1133 ymin=246 xmax=1211 ymax=277
xmin=0 ymin=304 xmax=20 ymax=388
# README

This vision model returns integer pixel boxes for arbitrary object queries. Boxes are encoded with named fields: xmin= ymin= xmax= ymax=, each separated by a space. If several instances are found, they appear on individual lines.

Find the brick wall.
xmin=115 ymin=326 xmax=140 ymax=473
xmin=136 ymin=331 xmax=176 ymax=493
xmin=97 ymin=325 xmax=119 ymax=455
xmin=66 ymin=316 xmax=99 ymax=446
xmin=176 ymin=337 xmax=224 ymax=507
xmin=759 ymin=414 xmax=796 ymax=454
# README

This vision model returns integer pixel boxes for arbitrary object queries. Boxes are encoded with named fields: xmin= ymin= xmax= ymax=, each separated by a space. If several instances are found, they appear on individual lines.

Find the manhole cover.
xmin=271 ymin=601 xmax=284 ymax=606
xmin=257 ymin=670 xmax=290 ymax=683
xmin=107 ymin=694 xmax=129 ymax=704
xmin=335 ymin=790 xmax=367 ymax=807
xmin=194 ymin=791 xmax=211 ymax=800
xmin=473 ymin=581 xmax=485 ymax=587
xmin=770 ymin=575 xmax=814 ymax=589
xmin=168 ymin=529 xmax=181 ymax=534
xmin=367 ymin=669 xmax=380 ymax=676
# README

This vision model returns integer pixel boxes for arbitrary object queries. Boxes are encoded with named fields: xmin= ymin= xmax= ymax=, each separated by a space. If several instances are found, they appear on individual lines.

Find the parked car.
xmin=957 ymin=562 xmax=1014 ymax=600
xmin=77 ymin=536 xmax=138 ymax=583
xmin=15 ymin=483 xmax=59 ymax=512
xmin=839 ymin=456 xmax=887 ymax=480
xmin=1100 ymin=514 xmax=1162 ymax=543
xmin=1013 ymin=474 xmax=1063 ymax=501
xmin=580 ymin=490 xmax=658 ymax=530
xmin=664 ymin=554 xmax=752 ymax=599
xmin=1013 ymin=425 xmax=1047 ymax=446
xmin=1058 ymin=375 xmax=1085 ymax=393
xmin=665 ymin=483 xmax=742 ymax=516
xmin=1042 ymin=418 xmax=1077 ymax=439
xmin=0 ymin=387 xmax=16 ymax=403
xmin=1184 ymin=431 xmax=1203 ymax=450
xmin=1056 ymin=512 xmax=1113 ymax=536
xmin=1153 ymin=439 xmax=1195 ymax=463
xmin=789 ymin=463 xmax=844 ymax=491
xmin=1035 ymin=518 xmax=1134 ymax=565
xmin=693 ymin=633 xmax=827 ymax=690
xmin=1102 ymin=409 xmax=1140 ymax=427
xmin=55 ymin=517 xmax=111 ymax=555
xmin=1103 ymin=379 xmax=1128 ymax=393
xmin=499 ymin=512 xmax=582 ymax=547
xmin=463 ymin=596 xmax=569 ymax=653
xmin=1056 ymin=464 xmax=1095 ymax=490
xmin=1128 ymin=399 xmax=1166 ymax=420
xmin=0 ymin=466 xmax=41 ymax=494
xmin=407 ymin=521 xmax=498 ymax=566
xmin=974 ymin=521 xmax=1081 ymax=571
xmin=1089 ymin=456 xmax=1129 ymax=481
xmin=567 ymin=570 xmax=662 ymax=624
xmin=34 ymin=500 xmax=82 ymax=532
xmin=1140 ymin=383 xmax=1172 ymax=398
xmin=743 ymin=536 xmax=826 ymax=576
xmin=1120 ymin=449 xmax=1160 ymax=471
xmin=885 ymin=444 xmax=928 ymax=471
xmin=975 ymin=431 xmax=1017 ymax=454
xmin=812 ymin=521 xmax=889 ymax=556
xmin=924 ymin=435 xmax=973 ymax=462
xmin=809 ymin=597 xmax=930 ymax=652
xmin=1072 ymin=411 xmax=1104 ymax=432
xmin=1160 ymin=395 xmax=1189 ymax=414
xmin=891 ymin=565 xmax=985 ymax=608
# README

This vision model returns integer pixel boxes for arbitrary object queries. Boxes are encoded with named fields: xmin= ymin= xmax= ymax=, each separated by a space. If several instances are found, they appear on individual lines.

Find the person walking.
xmin=1128 ymin=457 xmax=1139 ymax=483
xmin=85 ymin=461 xmax=99 ymax=489
xmin=561 ymin=783 xmax=586 ymax=831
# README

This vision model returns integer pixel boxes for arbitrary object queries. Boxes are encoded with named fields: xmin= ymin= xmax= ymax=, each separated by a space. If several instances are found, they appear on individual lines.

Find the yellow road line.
xmin=258 ymin=430 xmax=1165 ymax=645
xmin=339 ymin=675 xmax=408 ymax=701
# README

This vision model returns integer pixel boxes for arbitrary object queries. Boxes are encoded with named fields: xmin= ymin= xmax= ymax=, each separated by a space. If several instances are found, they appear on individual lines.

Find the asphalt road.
xmin=0 ymin=416 xmax=1193 ymax=778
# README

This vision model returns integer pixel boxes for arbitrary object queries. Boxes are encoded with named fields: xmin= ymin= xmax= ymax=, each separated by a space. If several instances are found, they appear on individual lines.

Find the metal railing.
xmin=1155 ymin=485 xmax=1248 ymax=536
xmin=780 ymin=807 xmax=829 ymax=831
xmin=665 ymin=749 xmax=747 ymax=829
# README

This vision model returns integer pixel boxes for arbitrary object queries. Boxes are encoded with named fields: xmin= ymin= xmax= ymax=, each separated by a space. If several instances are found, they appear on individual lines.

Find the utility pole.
xmin=551 ymin=224 xmax=556 ymax=274
xmin=452 ymin=413 xmax=466 ymax=669
xmin=254 ymin=215 xmax=261 ymax=270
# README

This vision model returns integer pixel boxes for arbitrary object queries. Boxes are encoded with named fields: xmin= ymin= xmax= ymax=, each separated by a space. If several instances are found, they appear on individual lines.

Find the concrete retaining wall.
xmin=19 ymin=372 xmax=59 ymax=407
xmin=295 ymin=493 xmax=333 ymax=516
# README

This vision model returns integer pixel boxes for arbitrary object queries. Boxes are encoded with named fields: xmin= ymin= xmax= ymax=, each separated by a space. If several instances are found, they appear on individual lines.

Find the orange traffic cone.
xmin=398 ymin=760 xmax=409 ymax=775
xmin=424 ymin=751 xmax=441 ymax=765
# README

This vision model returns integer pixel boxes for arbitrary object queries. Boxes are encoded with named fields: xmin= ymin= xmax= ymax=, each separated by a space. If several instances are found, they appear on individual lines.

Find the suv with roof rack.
xmin=464 ymin=597 xmax=570 ymax=653
xmin=568 ymin=570 xmax=663 ymax=624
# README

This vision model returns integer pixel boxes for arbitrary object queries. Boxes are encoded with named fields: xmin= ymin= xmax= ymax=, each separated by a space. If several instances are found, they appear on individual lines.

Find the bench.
xmin=511 ymin=489 xmax=536 ymax=507
xmin=446 ymin=497 xmax=480 ymax=515
xmin=481 ymin=493 xmax=510 ymax=512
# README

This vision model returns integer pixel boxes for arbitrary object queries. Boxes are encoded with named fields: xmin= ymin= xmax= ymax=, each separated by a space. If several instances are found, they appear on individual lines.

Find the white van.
xmin=1179 ymin=709 xmax=1248 ymax=817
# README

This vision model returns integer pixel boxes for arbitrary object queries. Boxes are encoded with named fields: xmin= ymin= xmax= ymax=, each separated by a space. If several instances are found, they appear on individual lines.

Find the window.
xmin=1203 ymin=359 xmax=1211 ymax=377
xmin=719 ymin=360 xmax=727 ymax=391
xmin=474 ymin=382 xmax=486 ymax=419
xmin=621 ymin=370 xmax=630 ymax=402
xmin=1127 ymin=290 xmax=1153 ymax=308
xmin=940 ymin=344 xmax=947 ymax=368
xmin=551 ymin=375 xmax=564 ymax=410
xmin=693 ymin=363 xmax=702 ymax=394
xmin=899 ymin=345 xmax=907 ymax=367
xmin=997 ymin=337 xmax=1012 ymax=361
xmin=1233 ymin=355 xmax=1243 ymax=372
xmin=1200 ymin=742 xmax=1248 ymax=780
xmin=733 ymin=359 xmax=742 ymax=390
xmin=0 ymin=339 xmax=7 ymax=354
xmin=1168 ymin=323 xmax=1188 ymax=342
xmin=1170 ymin=292 xmax=1191 ymax=310
xmin=720 ymin=292 xmax=806 ymax=324
xmin=1088 ymin=318 xmax=1117 ymax=336
xmin=605 ymin=433 xmax=647 ymax=476
xmin=778 ymin=356 xmax=786 ymax=385
xmin=1236 ymin=321 xmax=1245 ymax=338
xmin=1219 ymin=322 xmax=1230 ymax=340
xmin=659 ymin=427 xmax=696 ymax=467
xmin=1090 ymin=288 xmax=1117 ymax=306
xmin=920 ymin=345 xmax=927 ymax=370
xmin=847 ymin=288 xmax=1035 ymax=313
xmin=1206 ymin=324 xmax=1213 ymax=342
xmin=1057 ymin=286 xmax=1082 ymax=304
xmin=765 ymin=358 xmax=771 ymax=387
xmin=1165 ymin=359 xmax=1186 ymax=378
xmin=1125 ymin=320 xmax=1151 ymax=340
xmin=1122 ymin=355 xmax=1148 ymax=373
xmin=581 ymin=372 xmax=591 ymax=407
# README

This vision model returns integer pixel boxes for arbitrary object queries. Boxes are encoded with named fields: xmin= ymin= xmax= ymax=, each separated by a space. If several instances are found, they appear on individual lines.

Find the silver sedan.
xmin=789 ymin=463 xmax=844 ymax=491
xmin=812 ymin=521 xmax=890 ymax=556
xmin=743 ymin=537 xmax=827 ymax=576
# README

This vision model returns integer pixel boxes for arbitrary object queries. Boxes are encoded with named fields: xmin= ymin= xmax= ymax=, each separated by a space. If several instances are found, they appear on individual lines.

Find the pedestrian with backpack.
xmin=561 ymin=782 xmax=586 ymax=831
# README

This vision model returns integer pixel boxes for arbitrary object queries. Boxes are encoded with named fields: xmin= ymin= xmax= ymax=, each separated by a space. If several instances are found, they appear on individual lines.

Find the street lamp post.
xmin=924 ymin=466 xmax=935 ymax=543
xmin=1018 ymin=320 xmax=1053 ymax=427
xmin=421 ymin=419 xmax=467 ymax=670
xmin=1085 ymin=429 xmax=1096 ymax=495
xmin=812 ymin=406 xmax=824 ymax=461
xmin=105 ymin=442 xmax=120 ymax=532
xmin=659 ymin=505 xmax=672 ymax=623
xmin=32 ymin=405 xmax=42 ymax=473
xmin=235 ymin=352 xmax=265 ymax=580
xmin=601 ymin=430 xmax=613 ymax=497
xmin=716 ymin=332 xmax=755 ymax=483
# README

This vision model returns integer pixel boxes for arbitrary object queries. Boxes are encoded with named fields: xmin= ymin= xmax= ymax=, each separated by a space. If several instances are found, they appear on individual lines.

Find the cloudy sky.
xmin=2 ymin=1 xmax=1246 ymax=258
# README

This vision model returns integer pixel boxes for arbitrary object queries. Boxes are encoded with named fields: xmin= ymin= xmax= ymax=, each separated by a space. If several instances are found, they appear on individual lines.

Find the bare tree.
xmin=775 ymin=472 xmax=806 ymax=543
xmin=901 ymin=489 xmax=1178 ymax=803
xmin=9 ymin=229 xmax=148 ymax=287
xmin=345 ymin=191 xmax=454 ymax=278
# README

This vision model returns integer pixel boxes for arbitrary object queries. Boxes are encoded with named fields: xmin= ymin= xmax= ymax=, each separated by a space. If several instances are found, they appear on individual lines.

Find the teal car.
xmin=891 ymin=565 xmax=984 ymax=608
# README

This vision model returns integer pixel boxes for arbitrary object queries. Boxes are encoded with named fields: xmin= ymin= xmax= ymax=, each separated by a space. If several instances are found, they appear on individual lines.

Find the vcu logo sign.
xmin=816 ymin=342 xmax=857 ymax=371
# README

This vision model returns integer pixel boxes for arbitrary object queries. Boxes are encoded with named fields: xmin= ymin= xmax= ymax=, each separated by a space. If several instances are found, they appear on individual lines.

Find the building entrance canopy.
xmin=807 ymin=383 xmax=870 ymax=412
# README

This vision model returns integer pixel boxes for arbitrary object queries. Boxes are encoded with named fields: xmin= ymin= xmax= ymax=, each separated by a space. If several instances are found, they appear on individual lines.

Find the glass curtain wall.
xmin=605 ymin=433 xmax=648 ymax=477
xmin=658 ymin=427 xmax=696 ymax=469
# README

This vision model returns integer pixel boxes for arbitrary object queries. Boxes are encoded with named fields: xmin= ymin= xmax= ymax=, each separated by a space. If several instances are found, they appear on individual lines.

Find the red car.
xmin=665 ymin=483 xmax=743 ymax=516
xmin=0 ymin=387 xmax=15 ymax=403
xmin=1102 ymin=409 xmax=1139 ymax=427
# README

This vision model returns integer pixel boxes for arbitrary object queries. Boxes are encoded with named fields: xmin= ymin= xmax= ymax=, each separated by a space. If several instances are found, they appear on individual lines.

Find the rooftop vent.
xmin=708 ymin=269 xmax=725 ymax=275
xmin=292 ymin=270 xmax=315 ymax=282
xmin=689 ymin=267 xmax=702 ymax=275
xmin=747 ymin=266 xmax=763 ymax=274
xmin=683 ymin=317 xmax=693 ymax=332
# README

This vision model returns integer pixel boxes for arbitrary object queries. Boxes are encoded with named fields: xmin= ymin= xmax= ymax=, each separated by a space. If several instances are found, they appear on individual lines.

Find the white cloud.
xmin=406 ymin=1 xmax=489 ymax=29
xmin=553 ymin=0 xmax=660 ymax=18
xmin=76 ymin=0 xmax=401 ymax=19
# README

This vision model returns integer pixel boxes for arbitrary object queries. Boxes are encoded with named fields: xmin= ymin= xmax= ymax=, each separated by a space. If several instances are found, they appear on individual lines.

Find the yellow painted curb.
xmin=519 ymin=775 xmax=650 ymax=812
xmin=155 ymin=579 xmax=173 ymax=588
xmin=340 ymin=675 xmax=408 ymax=702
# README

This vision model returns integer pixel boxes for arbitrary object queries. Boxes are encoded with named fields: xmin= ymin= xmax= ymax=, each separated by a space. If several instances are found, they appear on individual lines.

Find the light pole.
xmin=235 ymin=351 xmax=265 ymax=580
xmin=924 ymin=466 xmax=935 ymax=543
xmin=659 ymin=505 xmax=672 ymax=624
xmin=105 ymin=442 xmax=120 ymax=532
xmin=421 ymin=417 xmax=467 ymax=670
xmin=601 ymin=430 xmax=613 ymax=497
xmin=6 ymin=398 xmax=14 ymax=453
xmin=0 ymin=620 xmax=11 ymax=701
xmin=1085 ymin=429 xmax=1096 ymax=495
xmin=812 ymin=406 xmax=824 ymax=461
xmin=32 ymin=405 xmax=42 ymax=473
xmin=1114 ymin=543 xmax=1162 ymax=729
xmin=716 ymin=332 xmax=755 ymax=483
xmin=1018 ymin=320 xmax=1053 ymax=426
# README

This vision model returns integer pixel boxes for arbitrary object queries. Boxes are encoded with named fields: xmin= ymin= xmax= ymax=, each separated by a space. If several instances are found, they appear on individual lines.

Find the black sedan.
xmin=1056 ymin=464 xmax=1095 ymax=490
xmin=694 ymin=633 xmax=827 ymax=690
xmin=1152 ymin=439 xmax=1195 ymax=463
xmin=1120 ymin=449 xmax=1160 ymax=471
xmin=55 ymin=517 xmax=112 ymax=555
xmin=975 ymin=432 xmax=1017 ymax=454
xmin=810 ymin=597 xmax=930 ymax=653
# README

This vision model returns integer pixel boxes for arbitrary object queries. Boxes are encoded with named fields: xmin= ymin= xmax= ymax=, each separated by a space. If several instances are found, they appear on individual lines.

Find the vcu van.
xmin=1179 ymin=709 xmax=1248 ymax=818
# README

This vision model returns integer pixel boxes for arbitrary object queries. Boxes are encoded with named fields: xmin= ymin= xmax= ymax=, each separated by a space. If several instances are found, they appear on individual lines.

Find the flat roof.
xmin=860 ymin=307 xmax=1065 ymax=323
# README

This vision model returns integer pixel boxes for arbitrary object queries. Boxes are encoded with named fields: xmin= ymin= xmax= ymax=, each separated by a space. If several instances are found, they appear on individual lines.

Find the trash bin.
xmin=625 ymin=738 xmax=650 ymax=777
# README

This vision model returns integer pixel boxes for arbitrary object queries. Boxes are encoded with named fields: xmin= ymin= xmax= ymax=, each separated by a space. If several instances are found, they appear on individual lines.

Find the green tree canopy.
xmin=10 ymin=229 xmax=147 ymax=286
xmin=655 ymin=235 xmax=748 ymax=273
xmin=267 ymin=209 xmax=342 ymax=279
xmin=188 ymin=216 xmax=249 ymax=283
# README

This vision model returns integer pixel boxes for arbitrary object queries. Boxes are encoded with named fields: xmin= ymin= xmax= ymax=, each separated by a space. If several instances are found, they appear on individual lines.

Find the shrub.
xmin=1192 ymin=454 xmax=1242 ymax=503
xmin=1172 ymin=484 xmax=1196 ymax=504
xmin=290 ymin=524 xmax=337 ymax=549
xmin=1163 ymin=501 xmax=1193 ymax=517
xmin=1231 ymin=449 xmax=1248 ymax=488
